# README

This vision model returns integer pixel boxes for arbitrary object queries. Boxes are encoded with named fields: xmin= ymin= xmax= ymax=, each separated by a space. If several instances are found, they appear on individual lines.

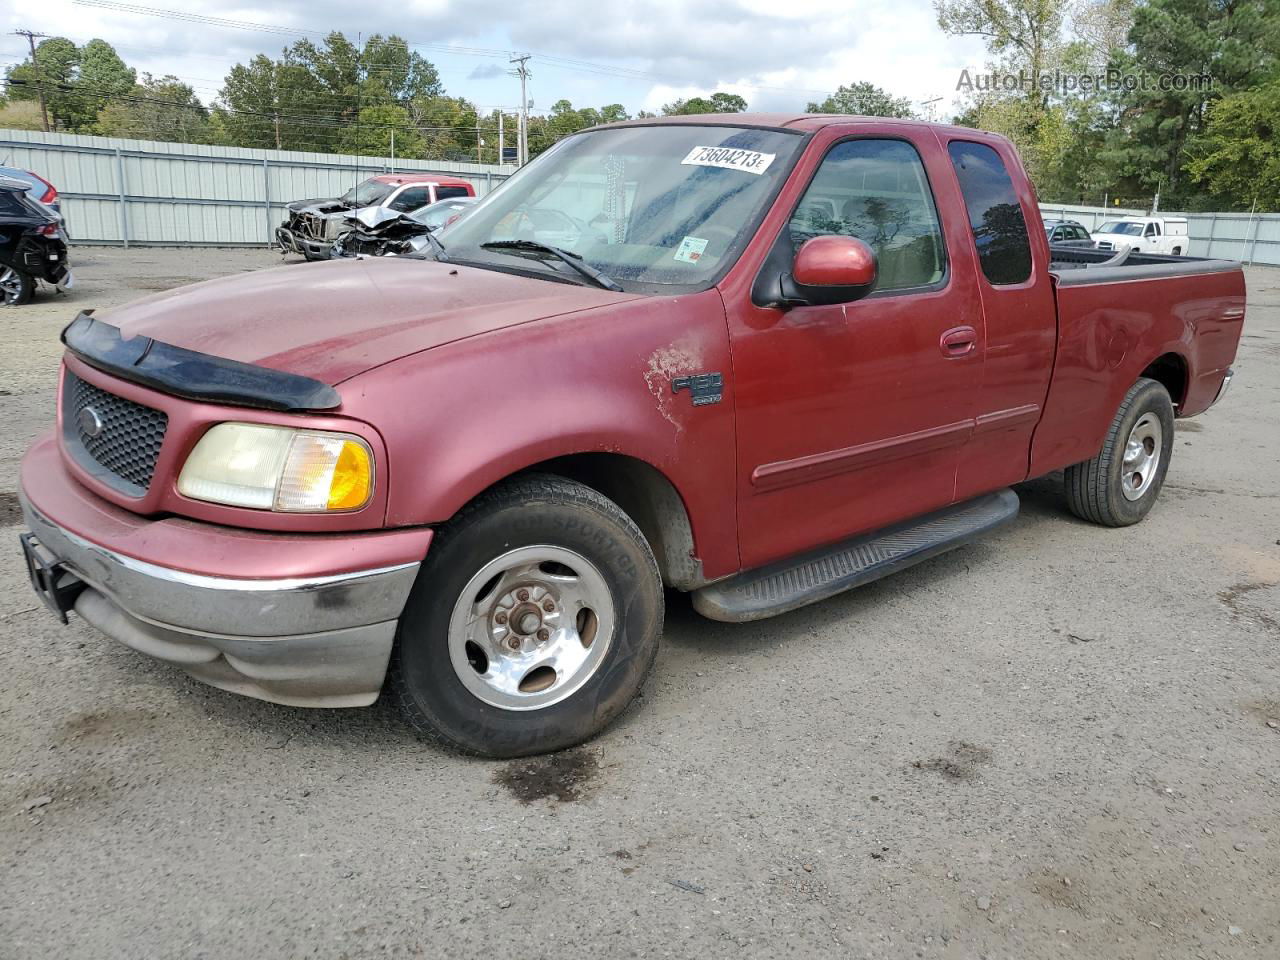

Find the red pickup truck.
xmin=19 ymin=114 xmax=1243 ymax=757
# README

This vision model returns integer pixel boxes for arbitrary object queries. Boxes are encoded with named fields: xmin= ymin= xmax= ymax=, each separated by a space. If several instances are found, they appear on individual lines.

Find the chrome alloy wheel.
xmin=0 ymin=267 xmax=23 ymax=305
xmin=1121 ymin=412 xmax=1163 ymax=501
xmin=447 ymin=545 xmax=616 ymax=711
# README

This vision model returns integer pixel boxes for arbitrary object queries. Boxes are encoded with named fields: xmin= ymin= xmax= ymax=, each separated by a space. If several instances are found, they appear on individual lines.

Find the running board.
xmin=692 ymin=489 xmax=1020 ymax=622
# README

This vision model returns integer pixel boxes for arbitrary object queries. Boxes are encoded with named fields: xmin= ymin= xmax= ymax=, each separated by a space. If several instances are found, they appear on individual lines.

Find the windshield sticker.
xmin=673 ymin=236 xmax=709 ymax=264
xmin=681 ymin=146 xmax=776 ymax=175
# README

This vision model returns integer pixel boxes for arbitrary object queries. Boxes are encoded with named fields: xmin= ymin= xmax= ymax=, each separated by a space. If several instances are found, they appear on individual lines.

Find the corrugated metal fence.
xmin=1038 ymin=202 xmax=1280 ymax=264
xmin=7 ymin=129 xmax=1280 ymax=263
xmin=0 ymin=129 xmax=514 ymax=246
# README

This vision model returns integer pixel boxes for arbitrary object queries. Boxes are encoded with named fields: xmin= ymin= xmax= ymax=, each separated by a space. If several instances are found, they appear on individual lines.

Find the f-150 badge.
xmin=671 ymin=372 xmax=723 ymax=406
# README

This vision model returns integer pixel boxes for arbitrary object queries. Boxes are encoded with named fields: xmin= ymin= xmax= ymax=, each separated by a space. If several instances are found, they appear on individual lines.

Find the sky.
xmin=2 ymin=0 xmax=991 ymax=120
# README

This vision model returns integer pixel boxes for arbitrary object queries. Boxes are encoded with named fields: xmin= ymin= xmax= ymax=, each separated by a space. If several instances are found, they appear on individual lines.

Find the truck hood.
xmin=98 ymin=257 xmax=640 ymax=385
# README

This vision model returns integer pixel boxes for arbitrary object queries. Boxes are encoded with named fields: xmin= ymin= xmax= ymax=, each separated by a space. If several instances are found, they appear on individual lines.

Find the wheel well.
xmin=522 ymin=453 xmax=704 ymax=590
xmin=1140 ymin=353 xmax=1188 ymax=410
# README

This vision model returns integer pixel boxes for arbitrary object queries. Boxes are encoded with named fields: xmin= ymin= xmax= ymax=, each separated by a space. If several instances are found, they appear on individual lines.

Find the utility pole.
xmin=509 ymin=54 xmax=531 ymax=166
xmin=476 ymin=118 xmax=481 ymax=163
xmin=498 ymin=111 xmax=504 ymax=165
xmin=14 ymin=30 xmax=50 ymax=132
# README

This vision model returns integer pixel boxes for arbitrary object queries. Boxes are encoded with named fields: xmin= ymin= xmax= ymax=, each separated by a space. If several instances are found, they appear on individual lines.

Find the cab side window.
xmin=388 ymin=186 xmax=431 ymax=212
xmin=788 ymin=139 xmax=946 ymax=293
xmin=1145 ymin=222 xmax=1159 ymax=237
xmin=434 ymin=186 xmax=471 ymax=201
xmin=947 ymin=141 xmax=1032 ymax=285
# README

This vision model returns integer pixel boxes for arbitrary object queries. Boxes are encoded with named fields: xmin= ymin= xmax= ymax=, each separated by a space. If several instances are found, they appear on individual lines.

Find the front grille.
xmin=63 ymin=371 xmax=168 ymax=494
xmin=298 ymin=212 xmax=339 ymax=241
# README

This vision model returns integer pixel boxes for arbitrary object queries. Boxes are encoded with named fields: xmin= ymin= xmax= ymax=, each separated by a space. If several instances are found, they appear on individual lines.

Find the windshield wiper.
xmin=479 ymin=240 xmax=623 ymax=292
xmin=421 ymin=228 xmax=449 ymax=261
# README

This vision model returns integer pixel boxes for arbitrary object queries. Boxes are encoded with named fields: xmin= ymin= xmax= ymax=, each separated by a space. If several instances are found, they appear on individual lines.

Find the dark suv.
xmin=1043 ymin=219 xmax=1095 ymax=247
xmin=0 ymin=174 xmax=70 ymax=305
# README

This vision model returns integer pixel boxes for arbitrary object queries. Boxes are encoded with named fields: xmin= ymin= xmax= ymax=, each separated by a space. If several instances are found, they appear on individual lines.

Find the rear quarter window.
xmin=946 ymin=141 xmax=1032 ymax=286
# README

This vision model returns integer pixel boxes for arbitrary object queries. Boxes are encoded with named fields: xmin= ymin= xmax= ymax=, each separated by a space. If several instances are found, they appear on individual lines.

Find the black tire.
xmin=1 ymin=266 xmax=34 ymax=305
xmin=388 ymin=474 xmax=663 ymax=758
xmin=1172 ymin=247 xmax=1182 ymax=256
xmin=1064 ymin=377 xmax=1175 ymax=526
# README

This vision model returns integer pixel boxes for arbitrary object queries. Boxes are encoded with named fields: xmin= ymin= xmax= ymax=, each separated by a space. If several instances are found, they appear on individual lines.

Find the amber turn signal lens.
xmin=327 ymin=440 xmax=372 ymax=510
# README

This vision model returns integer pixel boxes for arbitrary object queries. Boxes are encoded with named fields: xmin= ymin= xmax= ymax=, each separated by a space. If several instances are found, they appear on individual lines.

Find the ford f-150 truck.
xmin=18 ymin=114 xmax=1244 ymax=757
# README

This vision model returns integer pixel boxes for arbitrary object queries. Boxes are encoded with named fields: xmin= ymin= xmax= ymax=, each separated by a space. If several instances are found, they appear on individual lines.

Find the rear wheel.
xmin=389 ymin=474 xmax=663 ymax=757
xmin=1064 ymin=377 xmax=1175 ymax=526
xmin=1172 ymin=246 xmax=1182 ymax=256
xmin=0 ymin=265 xmax=34 ymax=305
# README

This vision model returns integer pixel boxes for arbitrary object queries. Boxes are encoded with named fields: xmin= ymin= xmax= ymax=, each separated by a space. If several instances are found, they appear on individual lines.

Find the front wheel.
xmin=0 ymin=265 xmax=34 ymax=305
xmin=1064 ymin=377 xmax=1175 ymax=526
xmin=388 ymin=474 xmax=663 ymax=757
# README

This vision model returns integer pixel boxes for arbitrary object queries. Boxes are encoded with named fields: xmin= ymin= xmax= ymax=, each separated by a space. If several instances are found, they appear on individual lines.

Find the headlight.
xmin=177 ymin=423 xmax=373 ymax=512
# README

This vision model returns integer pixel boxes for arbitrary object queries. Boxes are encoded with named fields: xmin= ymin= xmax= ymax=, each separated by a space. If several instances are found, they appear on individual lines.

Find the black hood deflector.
xmin=61 ymin=312 xmax=341 ymax=412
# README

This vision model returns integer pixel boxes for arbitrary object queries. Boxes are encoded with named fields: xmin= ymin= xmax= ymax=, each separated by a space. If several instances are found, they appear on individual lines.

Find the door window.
xmin=388 ymin=186 xmax=431 ymax=212
xmin=946 ymin=141 xmax=1032 ymax=285
xmin=1144 ymin=222 xmax=1159 ymax=237
xmin=788 ymin=139 xmax=946 ymax=292
xmin=434 ymin=186 xmax=471 ymax=201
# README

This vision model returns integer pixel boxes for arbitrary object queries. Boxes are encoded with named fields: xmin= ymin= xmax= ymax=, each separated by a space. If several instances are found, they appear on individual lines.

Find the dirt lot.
xmin=1 ymin=247 xmax=1277 ymax=959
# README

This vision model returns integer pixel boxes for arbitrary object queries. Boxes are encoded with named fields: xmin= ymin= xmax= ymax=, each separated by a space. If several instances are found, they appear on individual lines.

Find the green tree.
xmin=3 ymin=36 xmax=134 ymax=131
xmin=935 ymin=0 xmax=1067 ymax=102
xmin=75 ymin=39 xmax=136 ymax=126
xmin=1097 ymin=0 xmax=1280 ymax=207
xmin=409 ymin=96 xmax=480 ymax=160
xmin=215 ymin=32 xmax=443 ymax=153
xmin=1187 ymin=79 xmax=1280 ymax=210
xmin=338 ymin=103 xmax=425 ymax=158
xmin=662 ymin=92 xmax=748 ymax=115
xmin=806 ymin=82 xmax=914 ymax=117
xmin=94 ymin=75 xmax=209 ymax=143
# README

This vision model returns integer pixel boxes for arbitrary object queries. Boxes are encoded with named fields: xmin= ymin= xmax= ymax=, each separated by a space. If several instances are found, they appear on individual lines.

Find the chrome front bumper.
xmin=21 ymin=493 xmax=421 ymax=707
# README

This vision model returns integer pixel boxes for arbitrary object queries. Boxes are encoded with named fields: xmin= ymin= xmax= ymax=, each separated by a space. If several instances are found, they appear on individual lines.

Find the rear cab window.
xmin=788 ymin=139 xmax=946 ymax=292
xmin=946 ymin=141 xmax=1032 ymax=285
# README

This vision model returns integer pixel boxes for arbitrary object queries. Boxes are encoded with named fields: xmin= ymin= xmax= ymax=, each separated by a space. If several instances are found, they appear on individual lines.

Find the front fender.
xmin=338 ymin=288 xmax=741 ymax=580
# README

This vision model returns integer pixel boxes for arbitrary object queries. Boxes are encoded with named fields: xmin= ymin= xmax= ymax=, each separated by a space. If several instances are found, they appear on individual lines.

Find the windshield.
xmin=440 ymin=124 xmax=804 ymax=290
xmin=340 ymin=179 xmax=395 ymax=207
xmin=1097 ymin=221 xmax=1144 ymax=236
xmin=412 ymin=198 xmax=475 ymax=229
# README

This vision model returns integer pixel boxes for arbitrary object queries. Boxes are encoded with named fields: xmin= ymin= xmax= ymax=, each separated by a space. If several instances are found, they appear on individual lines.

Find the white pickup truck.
xmin=1091 ymin=216 xmax=1190 ymax=256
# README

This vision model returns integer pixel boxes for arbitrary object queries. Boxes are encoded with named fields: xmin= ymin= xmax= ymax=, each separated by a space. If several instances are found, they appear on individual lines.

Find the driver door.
xmin=724 ymin=132 xmax=986 ymax=570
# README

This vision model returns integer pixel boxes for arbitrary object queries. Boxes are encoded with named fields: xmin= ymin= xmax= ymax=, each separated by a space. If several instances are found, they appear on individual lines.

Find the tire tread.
xmin=1064 ymin=377 xmax=1171 ymax=527
xmin=387 ymin=473 xmax=661 ymax=757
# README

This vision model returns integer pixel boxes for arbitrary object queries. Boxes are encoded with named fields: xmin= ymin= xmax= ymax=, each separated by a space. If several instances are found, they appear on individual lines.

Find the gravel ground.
xmin=1 ymin=247 xmax=1277 ymax=960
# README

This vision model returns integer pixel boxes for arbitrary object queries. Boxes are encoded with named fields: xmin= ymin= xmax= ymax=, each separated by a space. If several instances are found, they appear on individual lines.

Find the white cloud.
xmin=4 ymin=0 xmax=991 ymax=117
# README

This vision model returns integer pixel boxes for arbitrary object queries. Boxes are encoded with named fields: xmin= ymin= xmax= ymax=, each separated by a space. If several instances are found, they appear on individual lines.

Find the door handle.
xmin=940 ymin=325 xmax=977 ymax=357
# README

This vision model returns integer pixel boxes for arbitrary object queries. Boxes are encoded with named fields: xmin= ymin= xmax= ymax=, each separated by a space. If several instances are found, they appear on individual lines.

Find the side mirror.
xmin=779 ymin=235 xmax=877 ymax=307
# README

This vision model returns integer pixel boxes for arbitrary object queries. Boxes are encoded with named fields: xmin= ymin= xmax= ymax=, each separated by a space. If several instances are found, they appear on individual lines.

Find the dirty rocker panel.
xmin=62 ymin=312 xmax=342 ymax=412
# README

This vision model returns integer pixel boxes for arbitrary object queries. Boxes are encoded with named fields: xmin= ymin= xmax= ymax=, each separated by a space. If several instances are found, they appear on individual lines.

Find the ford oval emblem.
xmin=78 ymin=406 xmax=105 ymax=439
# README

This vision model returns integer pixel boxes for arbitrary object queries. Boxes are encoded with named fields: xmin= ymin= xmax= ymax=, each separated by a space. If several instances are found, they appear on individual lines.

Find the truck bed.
xmin=1047 ymin=244 xmax=1239 ymax=282
xmin=1033 ymin=244 xmax=1245 ymax=477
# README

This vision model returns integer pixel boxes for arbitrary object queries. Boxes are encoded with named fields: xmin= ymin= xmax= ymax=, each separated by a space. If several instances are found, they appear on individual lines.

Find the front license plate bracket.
xmin=19 ymin=533 xmax=85 ymax=624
